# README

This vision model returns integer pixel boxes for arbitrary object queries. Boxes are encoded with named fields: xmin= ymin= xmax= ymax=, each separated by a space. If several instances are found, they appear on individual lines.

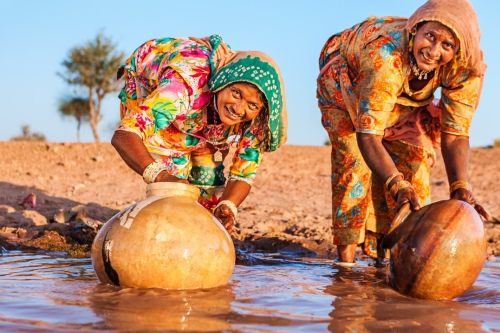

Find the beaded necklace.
xmin=409 ymin=54 xmax=434 ymax=80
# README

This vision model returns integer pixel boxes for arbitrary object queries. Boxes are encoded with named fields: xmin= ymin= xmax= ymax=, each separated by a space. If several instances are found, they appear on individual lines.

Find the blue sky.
xmin=2 ymin=1 xmax=498 ymax=147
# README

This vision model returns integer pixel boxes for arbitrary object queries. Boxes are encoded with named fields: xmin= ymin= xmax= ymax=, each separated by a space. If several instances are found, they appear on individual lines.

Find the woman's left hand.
xmin=396 ymin=186 xmax=421 ymax=212
xmin=452 ymin=188 xmax=491 ymax=220
xmin=214 ymin=204 xmax=236 ymax=234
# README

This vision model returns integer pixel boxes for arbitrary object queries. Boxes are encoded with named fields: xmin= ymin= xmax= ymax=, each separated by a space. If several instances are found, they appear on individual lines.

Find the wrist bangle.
xmin=449 ymin=180 xmax=472 ymax=195
xmin=385 ymin=172 xmax=403 ymax=191
xmin=214 ymin=200 xmax=238 ymax=217
xmin=142 ymin=160 xmax=168 ymax=184
xmin=389 ymin=180 xmax=412 ymax=199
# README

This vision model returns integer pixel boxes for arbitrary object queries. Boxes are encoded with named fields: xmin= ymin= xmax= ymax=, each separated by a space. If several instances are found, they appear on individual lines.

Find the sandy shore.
xmin=1 ymin=141 xmax=499 ymax=260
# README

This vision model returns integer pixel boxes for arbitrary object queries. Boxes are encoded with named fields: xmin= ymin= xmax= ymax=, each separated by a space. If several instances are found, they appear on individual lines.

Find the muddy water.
xmin=0 ymin=250 xmax=499 ymax=333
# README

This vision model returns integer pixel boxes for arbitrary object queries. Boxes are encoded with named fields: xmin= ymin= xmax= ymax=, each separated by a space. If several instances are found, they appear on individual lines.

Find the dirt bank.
xmin=1 ymin=141 xmax=499 ymax=260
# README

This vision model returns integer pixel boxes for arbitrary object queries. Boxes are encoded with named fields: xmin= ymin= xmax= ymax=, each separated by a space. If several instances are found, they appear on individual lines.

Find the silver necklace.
xmin=410 ymin=54 xmax=433 ymax=80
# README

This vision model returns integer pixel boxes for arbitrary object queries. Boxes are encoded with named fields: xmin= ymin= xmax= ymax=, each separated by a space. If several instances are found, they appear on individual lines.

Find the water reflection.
xmin=88 ymin=284 xmax=235 ymax=332
xmin=324 ymin=262 xmax=500 ymax=332
xmin=0 ymin=251 xmax=499 ymax=332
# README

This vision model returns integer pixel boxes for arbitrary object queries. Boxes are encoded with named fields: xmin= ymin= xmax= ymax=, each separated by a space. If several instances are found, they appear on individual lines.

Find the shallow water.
xmin=0 ymin=250 xmax=499 ymax=333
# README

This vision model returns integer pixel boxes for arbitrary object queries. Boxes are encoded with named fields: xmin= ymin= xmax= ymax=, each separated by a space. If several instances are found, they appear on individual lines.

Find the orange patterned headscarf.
xmin=406 ymin=0 xmax=486 ymax=76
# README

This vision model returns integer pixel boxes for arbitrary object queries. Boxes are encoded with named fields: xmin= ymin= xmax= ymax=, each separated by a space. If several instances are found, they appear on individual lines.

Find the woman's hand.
xmin=214 ymin=180 xmax=251 ymax=234
xmin=395 ymin=187 xmax=421 ymax=212
xmin=452 ymin=188 xmax=490 ymax=220
xmin=154 ymin=171 xmax=189 ymax=184
xmin=213 ymin=204 xmax=235 ymax=234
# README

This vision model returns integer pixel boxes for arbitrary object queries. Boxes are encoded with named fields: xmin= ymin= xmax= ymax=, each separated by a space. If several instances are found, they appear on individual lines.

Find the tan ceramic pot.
xmin=387 ymin=199 xmax=486 ymax=300
xmin=91 ymin=182 xmax=235 ymax=289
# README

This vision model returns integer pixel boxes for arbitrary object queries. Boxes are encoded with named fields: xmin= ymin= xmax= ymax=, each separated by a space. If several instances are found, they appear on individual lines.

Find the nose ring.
xmin=436 ymin=52 xmax=441 ymax=58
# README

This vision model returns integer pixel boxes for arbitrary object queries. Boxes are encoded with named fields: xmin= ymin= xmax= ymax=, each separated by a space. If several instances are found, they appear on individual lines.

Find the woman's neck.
xmin=409 ymin=71 xmax=434 ymax=91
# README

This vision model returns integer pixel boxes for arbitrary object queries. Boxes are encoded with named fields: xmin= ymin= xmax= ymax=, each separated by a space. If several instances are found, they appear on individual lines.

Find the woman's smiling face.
xmin=413 ymin=21 xmax=460 ymax=72
xmin=215 ymin=83 xmax=265 ymax=126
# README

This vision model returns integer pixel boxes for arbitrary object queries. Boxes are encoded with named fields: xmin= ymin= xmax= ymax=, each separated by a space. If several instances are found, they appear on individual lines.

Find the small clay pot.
xmin=91 ymin=182 xmax=235 ymax=289
xmin=387 ymin=199 xmax=486 ymax=300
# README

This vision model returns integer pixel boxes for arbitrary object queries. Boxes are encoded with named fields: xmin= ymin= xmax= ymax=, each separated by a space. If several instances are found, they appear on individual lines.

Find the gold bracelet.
xmin=385 ymin=172 xmax=403 ymax=191
xmin=390 ymin=180 xmax=413 ymax=199
xmin=214 ymin=200 xmax=238 ymax=217
xmin=142 ymin=160 xmax=168 ymax=184
xmin=449 ymin=180 xmax=472 ymax=195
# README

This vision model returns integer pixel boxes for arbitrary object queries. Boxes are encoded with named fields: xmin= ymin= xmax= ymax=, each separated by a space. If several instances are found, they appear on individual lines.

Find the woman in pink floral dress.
xmin=112 ymin=35 xmax=287 ymax=233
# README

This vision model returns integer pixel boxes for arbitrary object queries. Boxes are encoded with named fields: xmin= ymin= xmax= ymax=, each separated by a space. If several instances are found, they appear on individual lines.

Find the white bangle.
xmin=214 ymin=200 xmax=238 ymax=217
xmin=142 ymin=160 xmax=168 ymax=184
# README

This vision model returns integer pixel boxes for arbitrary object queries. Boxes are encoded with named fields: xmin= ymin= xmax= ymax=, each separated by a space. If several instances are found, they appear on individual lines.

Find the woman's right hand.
xmin=213 ymin=204 xmax=235 ymax=234
xmin=395 ymin=187 xmax=421 ymax=212
xmin=452 ymin=188 xmax=491 ymax=220
xmin=154 ymin=171 xmax=189 ymax=184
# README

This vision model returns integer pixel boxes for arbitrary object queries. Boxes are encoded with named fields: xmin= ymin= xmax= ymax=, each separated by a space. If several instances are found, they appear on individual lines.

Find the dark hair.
xmin=234 ymin=83 xmax=270 ymax=152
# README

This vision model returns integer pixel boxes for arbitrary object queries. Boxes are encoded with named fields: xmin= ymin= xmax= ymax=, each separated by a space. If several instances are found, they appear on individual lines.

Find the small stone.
xmin=52 ymin=209 xmax=74 ymax=223
xmin=70 ymin=205 xmax=87 ymax=215
xmin=73 ymin=184 xmax=85 ymax=191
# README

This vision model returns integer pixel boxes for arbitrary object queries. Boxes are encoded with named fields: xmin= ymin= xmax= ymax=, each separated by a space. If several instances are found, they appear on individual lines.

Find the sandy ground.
xmin=1 ymin=141 xmax=499 ymax=260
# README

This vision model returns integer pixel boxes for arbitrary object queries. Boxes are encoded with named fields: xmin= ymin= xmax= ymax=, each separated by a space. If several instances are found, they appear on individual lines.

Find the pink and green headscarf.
xmin=201 ymin=35 xmax=288 ymax=152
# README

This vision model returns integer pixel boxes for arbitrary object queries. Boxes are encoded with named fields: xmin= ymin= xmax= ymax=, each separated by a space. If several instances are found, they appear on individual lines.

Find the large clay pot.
xmin=385 ymin=199 xmax=486 ymax=300
xmin=91 ymin=182 xmax=235 ymax=289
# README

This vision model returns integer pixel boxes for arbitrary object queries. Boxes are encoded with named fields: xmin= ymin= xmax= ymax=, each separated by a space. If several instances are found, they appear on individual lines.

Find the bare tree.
xmin=58 ymin=33 xmax=125 ymax=142
xmin=58 ymin=97 xmax=91 ymax=142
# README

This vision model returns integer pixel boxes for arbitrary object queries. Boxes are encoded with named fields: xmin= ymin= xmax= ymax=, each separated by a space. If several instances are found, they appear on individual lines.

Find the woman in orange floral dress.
xmin=316 ymin=0 xmax=489 ymax=266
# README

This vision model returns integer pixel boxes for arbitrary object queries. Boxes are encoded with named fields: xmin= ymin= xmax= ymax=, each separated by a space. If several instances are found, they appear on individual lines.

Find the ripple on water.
xmin=0 ymin=251 xmax=498 ymax=332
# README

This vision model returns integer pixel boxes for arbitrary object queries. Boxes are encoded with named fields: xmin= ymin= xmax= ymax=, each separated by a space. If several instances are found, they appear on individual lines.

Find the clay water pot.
xmin=384 ymin=199 xmax=486 ymax=300
xmin=91 ymin=182 xmax=235 ymax=289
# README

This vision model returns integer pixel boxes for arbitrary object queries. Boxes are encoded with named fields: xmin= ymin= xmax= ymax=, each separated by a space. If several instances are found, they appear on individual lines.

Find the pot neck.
xmin=146 ymin=182 xmax=200 ymax=200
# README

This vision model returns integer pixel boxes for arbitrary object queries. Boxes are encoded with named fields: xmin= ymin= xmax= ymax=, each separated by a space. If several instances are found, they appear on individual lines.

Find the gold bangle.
xmin=385 ymin=172 xmax=403 ymax=191
xmin=449 ymin=180 xmax=472 ymax=195
xmin=214 ymin=200 xmax=238 ymax=217
xmin=142 ymin=160 xmax=168 ymax=184
xmin=390 ymin=180 xmax=412 ymax=199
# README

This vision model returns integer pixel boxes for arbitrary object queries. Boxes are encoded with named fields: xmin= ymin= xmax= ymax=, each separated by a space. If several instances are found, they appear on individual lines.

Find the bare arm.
xmin=356 ymin=132 xmax=421 ymax=211
xmin=220 ymin=180 xmax=251 ymax=206
xmin=441 ymin=133 xmax=470 ymax=183
xmin=213 ymin=180 xmax=251 ymax=234
xmin=441 ymin=132 xmax=489 ymax=219
xmin=111 ymin=130 xmax=187 ymax=183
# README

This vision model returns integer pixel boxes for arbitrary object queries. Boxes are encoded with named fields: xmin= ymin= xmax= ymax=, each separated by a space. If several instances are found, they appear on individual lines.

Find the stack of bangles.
xmin=214 ymin=200 xmax=238 ymax=218
xmin=389 ymin=180 xmax=413 ymax=199
xmin=449 ymin=180 xmax=472 ymax=196
xmin=142 ymin=160 xmax=168 ymax=184
xmin=385 ymin=172 xmax=413 ymax=199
